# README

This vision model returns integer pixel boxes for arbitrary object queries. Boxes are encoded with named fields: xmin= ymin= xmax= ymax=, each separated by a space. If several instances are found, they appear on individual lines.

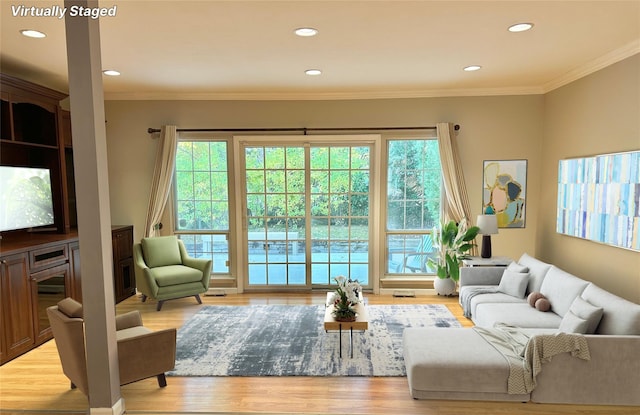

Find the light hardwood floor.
xmin=0 ymin=292 xmax=636 ymax=415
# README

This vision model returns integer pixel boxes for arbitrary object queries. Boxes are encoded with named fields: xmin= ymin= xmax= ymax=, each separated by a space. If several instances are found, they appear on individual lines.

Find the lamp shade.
xmin=477 ymin=214 xmax=498 ymax=235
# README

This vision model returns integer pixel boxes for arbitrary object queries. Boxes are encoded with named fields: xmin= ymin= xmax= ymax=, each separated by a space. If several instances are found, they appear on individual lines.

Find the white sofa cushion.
xmin=497 ymin=270 xmax=529 ymax=298
xmin=539 ymin=266 xmax=589 ymax=317
xmin=581 ymin=284 xmax=640 ymax=335
xmin=459 ymin=286 xmax=524 ymax=317
xmin=403 ymin=327 xmax=529 ymax=401
xmin=473 ymin=303 xmax=562 ymax=329
xmin=518 ymin=253 xmax=552 ymax=294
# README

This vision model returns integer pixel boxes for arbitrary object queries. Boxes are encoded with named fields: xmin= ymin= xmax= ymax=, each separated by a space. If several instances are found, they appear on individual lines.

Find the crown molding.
xmin=542 ymin=39 xmax=640 ymax=93
xmin=103 ymin=85 xmax=544 ymax=101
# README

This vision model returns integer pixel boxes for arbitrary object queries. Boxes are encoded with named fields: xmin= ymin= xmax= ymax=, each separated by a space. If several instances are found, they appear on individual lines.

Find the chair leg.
xmin=194 ymin=294 xmax=202 ymax=304
xmin=157 ymin=373 xmax=167 ymax=387
xmin=141 ymin=294 xmax=148 ymax=303
xmin=71 ymin=382 xmax=76 ymax=389
xmin=156 ymin=300 xmax=164 ymax=311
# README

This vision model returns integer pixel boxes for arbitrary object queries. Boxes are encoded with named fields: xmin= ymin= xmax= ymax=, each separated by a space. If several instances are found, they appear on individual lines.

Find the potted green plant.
xmin=427 ymin=219 xmax=480 ymax=296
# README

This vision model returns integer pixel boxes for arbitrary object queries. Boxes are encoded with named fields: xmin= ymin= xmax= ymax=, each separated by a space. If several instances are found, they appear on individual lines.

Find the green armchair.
xmin=133 ymin=235 xmax=212 ymax=311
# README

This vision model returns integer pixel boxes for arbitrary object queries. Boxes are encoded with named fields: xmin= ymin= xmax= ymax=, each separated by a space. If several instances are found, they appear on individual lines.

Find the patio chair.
xmin=396 ymin=235 xmax=436 ymax=273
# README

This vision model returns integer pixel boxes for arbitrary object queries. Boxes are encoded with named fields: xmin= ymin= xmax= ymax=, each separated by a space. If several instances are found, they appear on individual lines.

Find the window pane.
xmin=245 ymin=147 xmax=264 ymax=169
xmin=330 ymin=147 xmax=349 ymax=169
xmin=351 ymin=147 xmax=369 ymax=169
xmin=287 ymin=194 xmax=305 ymax=216
xmin=330 ymin=171 xmax=349 ymax=193
xmin=176 ymin=171 xmax=194 ymax=200
xmin=311 ymin=170 xmax=328 ymax=193
xmin=246 ymin=171 xmax=265 ymax=193
xmin=286 ymin=147 xmax=304 ymax=169
xmin=310 ymin=147 xmax=328 ymax=169
xmin=386 ymin=139 xmax=441 ymax=231
xmin=386 ymin=138 xmax=441 ymax=276
xmin=266 ymin=170 xmax=285 ymax=193
xmin=176 ymin=142 xmax=194 ymax=170
xmin=174 ymin=140 xmax=230 ymax=276
xmin=351 ymin=171 xmax=369 ymax=192
xmin=178 ymin=234 xmax=229 ymax=273
xmin=265 ymin=147 xmax=285 ymax=169
xmin=287 ymin=170 xmax=304 ymax=192
xmin=192 ymin=142 xmax=210 ymax=171
xmin=211 ymin=172 xmax=228 ymax=200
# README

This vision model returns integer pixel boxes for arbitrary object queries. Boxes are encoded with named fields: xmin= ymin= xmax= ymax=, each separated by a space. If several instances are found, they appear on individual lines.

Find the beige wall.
xmin=540 ymin=54 xmax=640 ymax=302
xmin=105 ymin=54 xmax=640 ymax=301
xmin=105 ymin=95 xmax=544 ymax=273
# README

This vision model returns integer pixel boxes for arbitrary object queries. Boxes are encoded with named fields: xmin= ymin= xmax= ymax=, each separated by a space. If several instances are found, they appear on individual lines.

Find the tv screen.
xmin=0 ymin=166 xmax=55 ymax=232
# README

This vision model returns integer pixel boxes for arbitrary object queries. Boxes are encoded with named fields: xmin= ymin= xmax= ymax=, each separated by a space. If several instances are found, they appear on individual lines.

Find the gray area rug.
xmin=168 ymin=304 xmax=461 ymax=377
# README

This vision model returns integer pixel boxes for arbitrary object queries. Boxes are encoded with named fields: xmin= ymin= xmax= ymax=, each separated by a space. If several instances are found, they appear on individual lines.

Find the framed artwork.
xmin=483 ymin=159 xmax=527 ymax=228
xmin=557 ymin=150 xmax=639 ymax=251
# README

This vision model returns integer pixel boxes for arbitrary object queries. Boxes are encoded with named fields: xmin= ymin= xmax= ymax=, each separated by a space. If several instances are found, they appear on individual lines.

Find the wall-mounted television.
xmin=0 ymin=166 xmax=55 ymax=232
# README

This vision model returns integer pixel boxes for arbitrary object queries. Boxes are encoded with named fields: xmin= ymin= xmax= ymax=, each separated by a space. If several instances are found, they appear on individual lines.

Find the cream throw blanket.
xmin=473 ymin=324 xmax=590 ymax=394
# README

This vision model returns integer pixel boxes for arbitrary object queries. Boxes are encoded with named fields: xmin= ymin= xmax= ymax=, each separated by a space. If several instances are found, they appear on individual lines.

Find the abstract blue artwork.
xmin=557 ymin=151 xmax=639 ymax=251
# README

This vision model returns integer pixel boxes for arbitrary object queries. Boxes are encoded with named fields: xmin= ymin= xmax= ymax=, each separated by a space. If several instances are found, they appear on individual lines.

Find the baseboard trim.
xmin=379 ymin=288 xmax=438 ymax=296
xmin=89 ymin=397 xmax=125 ymax=415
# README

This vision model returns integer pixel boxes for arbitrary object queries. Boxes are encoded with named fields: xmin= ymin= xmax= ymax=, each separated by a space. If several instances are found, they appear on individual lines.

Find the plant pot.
xmin=335 ymin=315 xmax=357 ymax=322
xmin=434 ymin=277 xmax=456 ymax=296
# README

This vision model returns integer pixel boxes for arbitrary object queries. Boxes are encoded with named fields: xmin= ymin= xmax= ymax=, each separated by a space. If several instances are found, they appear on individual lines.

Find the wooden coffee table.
xmin=324 ymin=292 xmax=369 ymax=358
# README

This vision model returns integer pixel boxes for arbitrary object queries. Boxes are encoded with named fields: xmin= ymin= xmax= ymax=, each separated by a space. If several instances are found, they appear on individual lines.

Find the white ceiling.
xmin=1 ymin=0 xmax=639 ymax=100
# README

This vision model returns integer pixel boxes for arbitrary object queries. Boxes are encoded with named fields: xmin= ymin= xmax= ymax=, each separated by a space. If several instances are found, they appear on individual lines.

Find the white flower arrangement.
xmin=330 ymin=276 xmax=362 ymax=321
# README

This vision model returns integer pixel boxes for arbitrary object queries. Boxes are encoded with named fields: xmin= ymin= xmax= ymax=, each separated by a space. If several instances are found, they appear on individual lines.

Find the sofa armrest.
xmin=177 ymin=239 xmax=213 ymax=289
xmin=459 ymin=266 xmax=505 ymax=287
xmin=531 ymin=335 xmax=640 ymax=405
xmin=117 ymin=328 xmax=177 ymax=385
xmin=115 ymin=310 xmax=143 ymax=331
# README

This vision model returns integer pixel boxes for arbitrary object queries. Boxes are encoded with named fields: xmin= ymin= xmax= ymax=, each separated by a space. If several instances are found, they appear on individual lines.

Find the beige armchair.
xmin=47 ymin=297 xmax=176 ymax=395
xmin=133 ymin=235 xmax=213 ymax=311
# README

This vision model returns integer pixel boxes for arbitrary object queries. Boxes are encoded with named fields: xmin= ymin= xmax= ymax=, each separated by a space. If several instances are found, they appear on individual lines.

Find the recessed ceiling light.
xmin=305 ymin=69 xmax=322 ymax=76
xmin=20 ymin=29 xmax=46 ymax=38
xmin=463 ymin=65 xmax=482 ymax=72
xmin=102 ymin=69 xmax=121 ymax=76
xmin=508 ymin=23 xmax=534 ymax=32
xmin=295 ymin=27 xmax=318 ymax=37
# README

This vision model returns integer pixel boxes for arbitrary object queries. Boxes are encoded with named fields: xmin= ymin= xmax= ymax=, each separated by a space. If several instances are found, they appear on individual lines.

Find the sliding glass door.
xmin=243 ymin=142 xmax=371 ymax=289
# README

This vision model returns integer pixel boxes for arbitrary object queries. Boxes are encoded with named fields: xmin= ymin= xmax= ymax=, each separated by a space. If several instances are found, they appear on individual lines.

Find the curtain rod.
xmin=147 ymin=125 xmax=460 ymax=135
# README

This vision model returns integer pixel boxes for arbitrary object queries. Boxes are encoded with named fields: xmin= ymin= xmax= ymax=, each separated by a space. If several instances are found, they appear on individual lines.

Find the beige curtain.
xmin=436 ymin=122 xmax=478 ymax=255
xmin=144 ymin=125 xmax=178 ymax=238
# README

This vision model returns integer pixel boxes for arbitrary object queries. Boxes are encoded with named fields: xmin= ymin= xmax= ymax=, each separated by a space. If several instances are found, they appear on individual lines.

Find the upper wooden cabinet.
xmin=0 ymin=74 xmax=75 ymax=234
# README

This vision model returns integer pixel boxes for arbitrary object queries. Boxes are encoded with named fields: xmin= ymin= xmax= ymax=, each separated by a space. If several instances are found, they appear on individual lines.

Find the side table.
xmin=462 ymin=256 xmax=513 ymax=267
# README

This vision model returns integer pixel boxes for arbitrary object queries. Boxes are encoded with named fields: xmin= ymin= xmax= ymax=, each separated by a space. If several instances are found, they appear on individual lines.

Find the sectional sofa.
xmin=402 ymin=253 xmax=640 ymax=405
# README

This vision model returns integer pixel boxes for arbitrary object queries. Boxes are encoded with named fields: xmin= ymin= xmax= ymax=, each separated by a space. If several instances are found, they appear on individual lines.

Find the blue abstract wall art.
xmin=557 ymin=150 xmax=639 ymax=251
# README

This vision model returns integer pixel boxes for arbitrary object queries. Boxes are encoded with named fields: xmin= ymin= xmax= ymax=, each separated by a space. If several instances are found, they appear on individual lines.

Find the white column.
xmin=64 ymin=0 xmax=123 ymax=413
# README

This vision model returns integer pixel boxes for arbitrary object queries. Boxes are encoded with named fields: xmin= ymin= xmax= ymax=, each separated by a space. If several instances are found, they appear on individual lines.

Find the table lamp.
xmin=476 ymin=214 xmax=498 ymax=258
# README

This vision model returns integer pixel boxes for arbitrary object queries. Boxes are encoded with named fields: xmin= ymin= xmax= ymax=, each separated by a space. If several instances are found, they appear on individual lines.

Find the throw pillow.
xmin=507 ymin=261 xmax=529 ymax=274
xmin=568 ymin=297 xmax=604 ymax=334
xmin=559 ymin=310 xmax=589 ymax=334
xmin=497 ymin=270 xmax=529 ymax=298
xmin=58 ymin=297 xmax=83 ymax=318
xmin=535 ymin=298 xmax=551 ymax=312
xmin=527 ymin=291 xmax=545 ymax=307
